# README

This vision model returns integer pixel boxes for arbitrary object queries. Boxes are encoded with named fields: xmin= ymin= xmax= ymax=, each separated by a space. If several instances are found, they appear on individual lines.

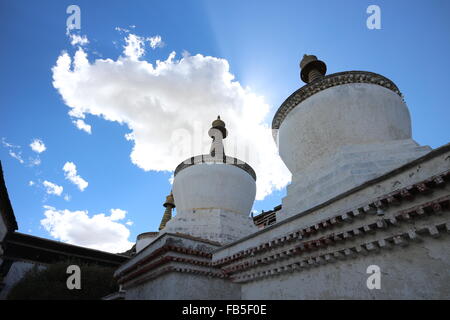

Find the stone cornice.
xmin=121 ymin=265 xmax=226 ymax=290
xmin=272 ymin=71 xmax=402 ymax=131
xmin=117 ymin=254 xmax=219 ymax=285
xmin=115 ymin=243 xmax=213 ymax=281
xmin=212 ymin=170 xmax=450 ymax=268
xmin=223 ymin=194 xmax=450 ymax=283
xmin=232 ymin=219 xmax=449 ymax=283
xmin=214 ymin=143 xmax=450 ymax=253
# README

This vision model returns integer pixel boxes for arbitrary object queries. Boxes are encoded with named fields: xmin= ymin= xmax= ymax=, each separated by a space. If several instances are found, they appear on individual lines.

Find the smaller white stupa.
xmin=161 ymin=117 xmax=258 ymax=244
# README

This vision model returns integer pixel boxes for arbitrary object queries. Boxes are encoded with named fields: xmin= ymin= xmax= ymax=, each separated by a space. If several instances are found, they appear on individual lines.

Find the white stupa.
xmin=161 ymin=117 xmax=258 ymax=244
xmin=273 ymin=55 xmax=431 ymax=220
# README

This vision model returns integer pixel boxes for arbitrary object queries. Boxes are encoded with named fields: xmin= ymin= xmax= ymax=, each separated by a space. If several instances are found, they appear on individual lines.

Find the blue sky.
xmin=1 ymin=0 xmax=449 ymax=253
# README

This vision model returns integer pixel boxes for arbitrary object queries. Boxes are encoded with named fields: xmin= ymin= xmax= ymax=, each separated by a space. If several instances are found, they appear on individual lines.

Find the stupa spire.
xmin=208 ymin=116 xmax=227 ymax=159
xmin=300 ymin=54 xmax=327 ymax=83
xmin=158 ymin=192 xmax=175 ymax=231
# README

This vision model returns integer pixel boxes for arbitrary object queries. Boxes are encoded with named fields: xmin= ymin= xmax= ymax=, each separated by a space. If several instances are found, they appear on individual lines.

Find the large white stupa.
xmin=160 ymin=117 xmax=258 ymax=244
xmin=273 ymin=55 xmax=431 ymax=220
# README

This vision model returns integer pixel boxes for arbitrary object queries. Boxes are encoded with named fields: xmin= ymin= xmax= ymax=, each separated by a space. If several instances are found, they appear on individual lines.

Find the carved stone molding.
xmin=212 ymin=170 xmax=450 ymax=269
xmin=272 ymin=71 xmax=403 ymax=131
xmin=174 ymin=154 xmax=257 ymax=181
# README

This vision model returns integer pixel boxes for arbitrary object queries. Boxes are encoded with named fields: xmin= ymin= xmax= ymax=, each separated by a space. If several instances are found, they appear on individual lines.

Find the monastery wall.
xmin=125 ymin=272 xmax=241 ymax=300
xmin=211 ymin=145 xmax=450 ymax=299
xmin=241 ymin=239 xmax=449 ymax=299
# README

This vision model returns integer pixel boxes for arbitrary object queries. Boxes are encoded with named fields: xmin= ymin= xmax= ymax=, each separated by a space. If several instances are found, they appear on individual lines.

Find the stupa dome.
xmin=163 ymin=117 xmax=258 ymax=243
xmin=273 ymin=56 xmax=411 ymax=178
xmin=273 ymin=55 xmax=430 ymax=219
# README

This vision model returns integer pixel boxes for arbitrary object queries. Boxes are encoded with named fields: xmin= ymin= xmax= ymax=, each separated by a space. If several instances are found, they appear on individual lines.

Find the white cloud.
xmin=30 ymin=139 xmax=46 ymax=153
xmin=115 ymin=26 xmax=130 ymax=33
xmin=1 ymin=137 xmax=17 ymax=149
xmin=29 ymin=180 xmax=35 ymax=186
xmin=147 ymin=35 xmax=164 ymax=49
xmin=64 ymin=194 xmax=71 ymax=202
xmin=8 ymin=151 xmax=24 ymax=164
xmin=43 ymin=180 xmax=63 ymax=196
xmin=2 ymin=138 xmax=24 ymax=163
xmin=63 ymin=161 xmax=88 ymax=191
xmin=110 ymin=208 xmax=127 ymax=221
xmin=73 ymin=119 xmax=92 ymax=134
xmin=41 ymin=205 xmax=133 ymax=253
xmin=2 ymin=138 xmax=42 ymax=166
xmin=123 ymin=34 xmax=145 ymax=60
xmin=2 ymin=137 xmax=20 ymax=149
xmin=70 ymin=34 xmax=89 ymax=46
xmin=29 ymin=157 xmax=41 ymax=166
xmin=126 ymin=220 xmax=133 ymax=226
xmin=51 ymin=36 xmax=291 ymax=200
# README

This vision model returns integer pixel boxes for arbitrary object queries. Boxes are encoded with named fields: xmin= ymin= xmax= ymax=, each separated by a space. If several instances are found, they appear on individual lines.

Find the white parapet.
xmin=135 ymin=232 xmax=159 ymax=253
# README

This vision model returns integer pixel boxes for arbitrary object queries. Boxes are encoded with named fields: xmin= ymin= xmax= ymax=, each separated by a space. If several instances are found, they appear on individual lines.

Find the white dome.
xmin=277 ymin=82 xmax=412 ymax=176
xmin=135 ymin=232 xmax=158 ymax=253
xmin=272 ymin=61 xmax=430 ymax=219
xmin=161 ymin=117 xmax=258 ymax=244
xmin=173 ymin=162 xmax=256 ymax=217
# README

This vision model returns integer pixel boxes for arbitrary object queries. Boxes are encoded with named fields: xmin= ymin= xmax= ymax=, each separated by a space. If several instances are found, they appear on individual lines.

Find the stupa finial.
xmin=159 ymin=191 xmax=175 ymax=231
xmin=208 ymin=116 xmax=227 ymax=159
xmin=211 ymin=115 xmax=227 ymax=139
xmin=300 ymin=54 xmax=327 ymax=84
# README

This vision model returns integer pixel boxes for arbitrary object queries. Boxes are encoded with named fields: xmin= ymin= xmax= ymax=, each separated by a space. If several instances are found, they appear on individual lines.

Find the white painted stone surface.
xmin=279 ymin=83 xmax=412 ymax=174
xmin=214 ymin=147 xmax=450 ymax=299
xmin=125 ymin=272 xmax=241 ymax=300
xmin=120 ymin=145 xmax=450 ymax=300
xmin=241 ymin=240 xmax=450 ymax=299
xmin=164 ymin=163 xmax=257 ymax=244
xmin=115 ymin=233 xmax=221 ymax=277
xmin=280 ymin=139 xmax=430 ymax=219
xmin=136 ymin=233 xmax=159 ymax=253
xmin=116 ymin=233 xmax=239 ymax=300
xmin=173 ymin=163 xmax=255 ymax=217
xmin=163 ymin=208 xmax=257 ymax=244
xmin=277 ymin=83 xmax=431 ymax=220
xmin=118 ymin=78 xmax=449 ymax=300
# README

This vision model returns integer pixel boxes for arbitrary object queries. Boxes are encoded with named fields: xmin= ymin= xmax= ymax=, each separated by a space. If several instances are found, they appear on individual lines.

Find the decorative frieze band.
xmin=219 ymin=194 xmax=450 ymax=277
xmin=117 ymin=254 xmax=222 ymax=285
xmin=116 ymin=244 xmax=213 ymax=280
xmin=272 ymin=71 xmax=402 ymax=131
xmin=121 ymin=265 xmax=226 ymax=289
xmin=213 ymin=170 xmax=450 ymax=268
xmin=231 ymin=220 xmax=450 ymax=283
